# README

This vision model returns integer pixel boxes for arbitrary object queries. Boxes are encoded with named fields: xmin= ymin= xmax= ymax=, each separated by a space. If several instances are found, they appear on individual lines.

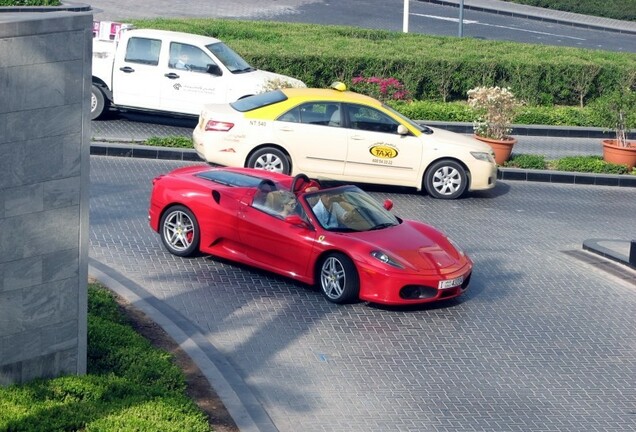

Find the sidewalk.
xmin=418 ymin=0 xmax=636 ymax=35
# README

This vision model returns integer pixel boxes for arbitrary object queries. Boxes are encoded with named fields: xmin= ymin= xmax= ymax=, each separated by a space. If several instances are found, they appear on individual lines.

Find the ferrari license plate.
xmin=438 ymin=276 xmax=463 ymax=290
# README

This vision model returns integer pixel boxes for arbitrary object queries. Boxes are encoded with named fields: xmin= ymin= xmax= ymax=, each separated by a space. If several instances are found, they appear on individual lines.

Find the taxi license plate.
xmin=438 ymin=276 xmax=463 ymax=290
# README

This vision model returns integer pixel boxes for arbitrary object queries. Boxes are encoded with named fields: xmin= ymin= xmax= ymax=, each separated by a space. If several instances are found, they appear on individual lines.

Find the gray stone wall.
xmin=0 ymin=6 xmax=92 ymax=385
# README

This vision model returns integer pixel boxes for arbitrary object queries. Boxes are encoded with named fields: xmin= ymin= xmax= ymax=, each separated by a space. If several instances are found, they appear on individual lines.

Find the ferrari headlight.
xmin=447 ymin=237 xmax=465 ymax=257
xmin=470 ymin=151 xmax=494 ymax=163
xmin=370 ymin=250 xmax=404 ymax=269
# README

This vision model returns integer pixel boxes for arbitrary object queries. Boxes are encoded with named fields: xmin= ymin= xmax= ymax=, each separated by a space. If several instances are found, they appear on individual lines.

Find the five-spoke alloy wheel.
xmin=319 ymin=252 xmax=359 ymax=304
xmin=160 ymin=205 xmax=200 ymax=257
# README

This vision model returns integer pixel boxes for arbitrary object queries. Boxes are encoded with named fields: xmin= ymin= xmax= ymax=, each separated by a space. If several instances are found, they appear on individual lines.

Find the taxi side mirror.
xmin=397 ymin=125 xmax=409 ymax=135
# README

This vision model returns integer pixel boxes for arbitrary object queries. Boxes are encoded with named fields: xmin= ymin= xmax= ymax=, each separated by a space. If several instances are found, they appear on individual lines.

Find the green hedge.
xmin=0 ymin=285 xmax=210 ymax=432
xmin=133 ymin=19 xmax=636 ymax=107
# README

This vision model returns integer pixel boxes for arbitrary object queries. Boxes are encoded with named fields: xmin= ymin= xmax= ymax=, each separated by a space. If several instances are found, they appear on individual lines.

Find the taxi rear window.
xmin=231 ymin=90 xmax=287 ymax=112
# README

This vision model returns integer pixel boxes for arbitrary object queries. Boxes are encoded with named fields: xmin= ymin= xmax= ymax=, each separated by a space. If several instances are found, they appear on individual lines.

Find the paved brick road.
xmin=90 ymin=156 xmax=636 ymax=432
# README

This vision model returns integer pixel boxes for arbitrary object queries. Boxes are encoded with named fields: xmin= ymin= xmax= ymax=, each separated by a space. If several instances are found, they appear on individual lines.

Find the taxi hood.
xmin=425 ymin=125 xmax=494 ymax=153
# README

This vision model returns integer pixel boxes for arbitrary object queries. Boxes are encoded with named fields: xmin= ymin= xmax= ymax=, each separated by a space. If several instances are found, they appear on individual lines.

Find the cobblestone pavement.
xmin=90 ymin=156 xmax=636 ymax=432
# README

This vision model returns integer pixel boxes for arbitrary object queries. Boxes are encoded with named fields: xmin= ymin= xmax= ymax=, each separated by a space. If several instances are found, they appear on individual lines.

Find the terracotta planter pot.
xmin=473 ymin=135 xmax=517 ymax=165
xmin=602 ymin=139 xmax=636 ymax=170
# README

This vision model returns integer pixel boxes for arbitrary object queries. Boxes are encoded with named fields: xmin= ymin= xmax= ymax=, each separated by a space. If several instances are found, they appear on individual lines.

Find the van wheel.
xmin=91 ymin=84 xmax=108 ymax=120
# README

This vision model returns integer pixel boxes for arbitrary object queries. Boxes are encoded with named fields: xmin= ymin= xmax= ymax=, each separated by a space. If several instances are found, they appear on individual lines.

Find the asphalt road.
xmin=84 ymin=1 xmax=636 ymax=430
xmin=90 ymin=156 xmax=636 ymax=432
xmin=83 ymin=0 xmax=636 ymax=52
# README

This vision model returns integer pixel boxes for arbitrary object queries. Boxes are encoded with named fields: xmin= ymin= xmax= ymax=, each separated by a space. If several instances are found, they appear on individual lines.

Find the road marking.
xmin=411 ymin=13 xmax=586 ymax=41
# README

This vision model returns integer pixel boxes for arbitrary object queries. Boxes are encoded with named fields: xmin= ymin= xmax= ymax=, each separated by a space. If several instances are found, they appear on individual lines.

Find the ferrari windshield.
xmin=304 ymin=186 xmax=399 ymax=232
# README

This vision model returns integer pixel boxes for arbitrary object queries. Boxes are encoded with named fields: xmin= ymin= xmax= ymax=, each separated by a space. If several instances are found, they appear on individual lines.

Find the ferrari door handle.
xmin=164 ymin=73 xmax=180 ymax=79
xmin=119 ymin=66 xmax=135 ymax=73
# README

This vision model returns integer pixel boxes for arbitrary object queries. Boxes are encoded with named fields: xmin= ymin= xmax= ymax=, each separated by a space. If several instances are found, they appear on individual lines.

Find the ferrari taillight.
xmin=205 ymin=120 xmax=234 ymax=131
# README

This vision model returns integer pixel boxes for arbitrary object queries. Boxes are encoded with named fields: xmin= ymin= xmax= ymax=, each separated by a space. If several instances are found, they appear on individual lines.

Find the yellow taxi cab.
xmin=193 ymin=82 xmax=497 ymax=199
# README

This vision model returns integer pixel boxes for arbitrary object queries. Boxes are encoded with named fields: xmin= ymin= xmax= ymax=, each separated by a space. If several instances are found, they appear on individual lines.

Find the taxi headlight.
xmin=370 ymin=250 xmax=404 ymax=269
xmin=470 ymin=151 xmax=494 ymax=163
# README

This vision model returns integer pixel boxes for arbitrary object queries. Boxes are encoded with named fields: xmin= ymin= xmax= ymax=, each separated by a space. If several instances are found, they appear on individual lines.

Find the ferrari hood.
xmin=351 ymin=221 xmax=466 ymax=272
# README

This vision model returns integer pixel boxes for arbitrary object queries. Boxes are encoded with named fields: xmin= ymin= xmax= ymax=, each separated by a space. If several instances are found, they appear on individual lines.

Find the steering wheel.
xmin=291 ymin=173 xmax=310 ymax=194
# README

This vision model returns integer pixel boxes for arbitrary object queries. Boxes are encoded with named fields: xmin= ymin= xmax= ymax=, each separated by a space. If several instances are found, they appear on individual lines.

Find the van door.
xmin=112 ymin=36 xmax=162 ymax=109
xmin=159 ymin=42 xmax=226 ymax=115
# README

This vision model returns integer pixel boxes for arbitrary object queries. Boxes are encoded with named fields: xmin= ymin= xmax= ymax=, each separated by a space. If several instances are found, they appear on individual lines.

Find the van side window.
xmin=169 ymin=42 xmax=216 ymax=73
xmin=124 ymin=37 xmax=161 ymax=66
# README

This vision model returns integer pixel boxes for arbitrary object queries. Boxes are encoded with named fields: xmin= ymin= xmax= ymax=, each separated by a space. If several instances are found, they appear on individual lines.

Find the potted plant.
xmin=467 ymin=86 xmax=520 ymax=164
xmin=597 ymin=87 xmax=636 ymax=170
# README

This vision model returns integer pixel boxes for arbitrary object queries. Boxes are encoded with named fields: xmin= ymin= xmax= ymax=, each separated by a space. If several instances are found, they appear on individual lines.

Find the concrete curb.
xmin=583 ymin=239 xmax=636 ymax=270
xmin=90 ymin=141 xmax=636 ymax=189
xmin=89 ymin=259 xmax=279 ymax=432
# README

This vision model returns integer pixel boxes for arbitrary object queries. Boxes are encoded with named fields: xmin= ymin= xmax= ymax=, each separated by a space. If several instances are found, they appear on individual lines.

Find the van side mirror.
xmin=207 ymin=64 xmax=222 ymax=76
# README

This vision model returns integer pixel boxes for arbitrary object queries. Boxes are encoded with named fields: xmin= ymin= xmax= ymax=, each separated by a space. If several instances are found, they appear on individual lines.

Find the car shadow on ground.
xmin=95 ymin=109 xmax=198 ymax=129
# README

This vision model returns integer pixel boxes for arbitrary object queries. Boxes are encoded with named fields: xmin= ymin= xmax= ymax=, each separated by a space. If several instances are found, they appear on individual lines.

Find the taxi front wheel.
xmin=424 ymin=159 xmax=468 ymax=200
xmin=247 ymin=147 xmax=291 ymax=174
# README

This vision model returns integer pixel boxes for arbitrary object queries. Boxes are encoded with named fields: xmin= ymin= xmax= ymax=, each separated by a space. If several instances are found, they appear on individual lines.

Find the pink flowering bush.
xmin=351 ymin=76 xmax=411 ymax=102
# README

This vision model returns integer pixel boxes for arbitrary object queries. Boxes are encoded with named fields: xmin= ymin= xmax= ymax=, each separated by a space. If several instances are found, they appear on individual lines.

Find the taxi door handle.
xmin=279 ymin=126 xmax=294 ymax=132
xmin=164 ymin=73 xmax=180 ymax=79
xmin=350 ymin=135 xmax=365 ymax=140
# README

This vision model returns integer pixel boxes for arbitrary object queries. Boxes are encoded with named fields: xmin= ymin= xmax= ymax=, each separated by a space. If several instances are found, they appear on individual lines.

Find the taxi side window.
xmin=297 ymin=103 xmax=340 ymax=126
xmin=278 ymin=107 xmax=300 ymax=123
xmin=125 ymin=37 xmax=161 ymax=66
xmin=169 ymin=42 xmax=216 ymax=73
xmin=345 ymin=104 xmax=399 ymax=134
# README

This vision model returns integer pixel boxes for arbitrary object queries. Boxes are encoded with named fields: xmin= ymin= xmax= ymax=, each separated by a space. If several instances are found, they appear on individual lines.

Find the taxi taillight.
xmin=205 ymin=120 xmax=234 ymax=131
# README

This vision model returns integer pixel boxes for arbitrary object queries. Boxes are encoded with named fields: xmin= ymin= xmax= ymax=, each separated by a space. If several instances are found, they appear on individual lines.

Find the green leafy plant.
xmin=146 ymin=136 xmax=193 ymax=148
xmin=552 ymin=156 xmax=630 ymax=174
xmin=0 ymin=284 xmax=210 ymax=432
xmin=592 ymin=86 xmax=636 ymax=147
xmin=504 ymin=154 xmax=547 ymax=170
xmin=467 ymin=86 xmax=520 ymax=140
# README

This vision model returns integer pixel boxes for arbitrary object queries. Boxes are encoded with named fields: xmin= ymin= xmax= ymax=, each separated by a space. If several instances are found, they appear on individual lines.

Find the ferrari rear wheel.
xmin=160 ymin=205 xmax=200 ymax=257
xmin=247 ymin=147 xmax=291 ymax=174
xmin=423 ymin=159 xmax=468 ymax=200
xmin=319 ymin=252 xmax=359 ymax=304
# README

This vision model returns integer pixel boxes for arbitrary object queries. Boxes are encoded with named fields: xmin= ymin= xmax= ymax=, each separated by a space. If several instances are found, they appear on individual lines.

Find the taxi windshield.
xmin=304 ymin=186 xmax=398 ymax=232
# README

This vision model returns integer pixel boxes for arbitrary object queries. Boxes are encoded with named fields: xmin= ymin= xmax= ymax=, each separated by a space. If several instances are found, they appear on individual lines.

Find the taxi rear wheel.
xmin=247 ymin=147 xmax=291 ymax=174
xmin=424 ymin=159 xmax=468 ymax=199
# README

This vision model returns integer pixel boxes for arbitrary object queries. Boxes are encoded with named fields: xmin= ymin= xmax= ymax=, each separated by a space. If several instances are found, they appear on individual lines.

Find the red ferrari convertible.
xmin=149 ymin=167 xmax=472 ymax=305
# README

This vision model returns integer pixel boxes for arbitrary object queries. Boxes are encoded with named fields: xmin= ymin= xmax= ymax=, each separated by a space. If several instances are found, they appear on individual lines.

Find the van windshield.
xmin=206 ymin=42 xmax=254 ymax=73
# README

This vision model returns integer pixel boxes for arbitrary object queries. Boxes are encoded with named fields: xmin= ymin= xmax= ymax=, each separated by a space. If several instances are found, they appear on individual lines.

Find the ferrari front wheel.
xmin=318 ymin=252 xmax=359 ymax=304
xmin=160 ymin=205 xmax=200 ymax=257
xmin=247 ymin=147 xmax=291 ymax=174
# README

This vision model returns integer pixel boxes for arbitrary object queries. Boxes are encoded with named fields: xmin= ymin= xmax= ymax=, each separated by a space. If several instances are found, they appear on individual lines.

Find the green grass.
xmin=0 ymin=284 xmax=211 ymax=432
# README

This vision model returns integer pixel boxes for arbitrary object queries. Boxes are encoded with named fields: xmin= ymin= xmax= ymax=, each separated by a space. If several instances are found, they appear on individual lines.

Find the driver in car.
xmin=311 ymin=193 xmax=355 ymax=229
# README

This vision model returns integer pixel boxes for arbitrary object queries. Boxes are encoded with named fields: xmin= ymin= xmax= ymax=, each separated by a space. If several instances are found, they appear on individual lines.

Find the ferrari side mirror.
xmin=285 ymin=214 xmax=309 ymax=229
xmin=383 ymin=199 xmax=393 ymax=211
